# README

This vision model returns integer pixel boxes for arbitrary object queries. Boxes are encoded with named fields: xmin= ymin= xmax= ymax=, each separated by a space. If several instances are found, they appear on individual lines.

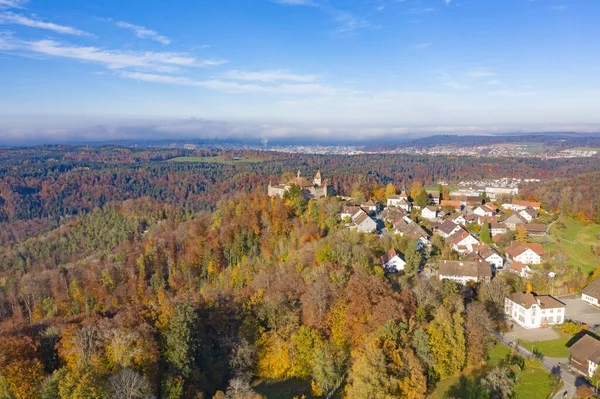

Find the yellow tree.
xmin=515 ymin=225 xmax=528 ymax=243
xmin=384 ymin=183 xmax=397 ymax=199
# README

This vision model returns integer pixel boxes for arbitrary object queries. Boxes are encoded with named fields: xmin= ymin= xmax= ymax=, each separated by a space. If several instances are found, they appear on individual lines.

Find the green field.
xmin=520 ymin=337 xmax=570 ymax=358
xmin=519 ymin=142 xmax=557 ymax=154
xmin=431 ymin=343 xmax=555 ymax=399
xmin=540 ymin=217 xmax=600 ymax=274
xmin=169 ymin=156 xmax=264 ymax=164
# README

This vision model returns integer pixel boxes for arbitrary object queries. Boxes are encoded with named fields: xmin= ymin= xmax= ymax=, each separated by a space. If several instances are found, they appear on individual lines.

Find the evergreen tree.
xmin=415 ymin=189 xmax=430 ymax=208
xmin=480 ymin=222 xmax=492 ymax=244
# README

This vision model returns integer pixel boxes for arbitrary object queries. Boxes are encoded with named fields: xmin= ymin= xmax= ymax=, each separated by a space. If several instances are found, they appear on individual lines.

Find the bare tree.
xmin=108 ymin=368 xmax=153 ymax=399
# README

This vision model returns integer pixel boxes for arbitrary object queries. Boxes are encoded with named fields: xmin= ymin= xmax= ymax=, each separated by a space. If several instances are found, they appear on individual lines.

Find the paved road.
xmin=495 ymin=332 xmax=588 ymax=399
xmin=560 ymin=295 xmax=600 ymax=327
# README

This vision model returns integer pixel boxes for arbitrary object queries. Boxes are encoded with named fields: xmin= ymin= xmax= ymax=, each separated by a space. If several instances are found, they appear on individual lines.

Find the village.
xmin=269 ymin=170 xmax=600 ymax=398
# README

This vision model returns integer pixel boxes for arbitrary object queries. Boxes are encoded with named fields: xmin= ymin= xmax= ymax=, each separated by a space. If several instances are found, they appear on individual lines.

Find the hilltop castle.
xmin=268 ymin=170 xmax=333 ymax=199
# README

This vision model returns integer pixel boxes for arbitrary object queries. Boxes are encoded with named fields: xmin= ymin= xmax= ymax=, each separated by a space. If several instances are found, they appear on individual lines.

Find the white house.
xmin=490 ymin=222 xmax=509 ymax=237
xmin=350 ymin=210 xmax=377 ymax=234
xmin=380 ymin=248 xmax=406 ymax=272
xmin=501 ymin=200 xmax=541 ymax=212
xmin=361 ymin=200 xmax=380 ymax=215
xmin=582 ymin=277 xmax=600 ymax=306
xmin=452 ymin=214 xmax=467 ymax=226
xmin=341 ymin=205 xmax=361 ymax=220
xmin=507 ymin=261 xmax=532 ymax=277
xmin=519 ymin=207 xmax=539 ymax=223
xmin=505 ymin=292 xmax=565 ymax=328
xmin=438 ymin=260 xmax=492 ymax=284
xmin=474 ymin=204 xmax=496 ymax=217
xmin=436 ymin=220 xmax=463 ymax=238
xmin=421 ymin=206 xmax=438 ymax=220
xmin=477 ymin=245 xmax=504 ymax=269
xmin=506 ymin=243 xmax=544 ymax=265
xmin=448 ymin=230 xmax=481 ymax=255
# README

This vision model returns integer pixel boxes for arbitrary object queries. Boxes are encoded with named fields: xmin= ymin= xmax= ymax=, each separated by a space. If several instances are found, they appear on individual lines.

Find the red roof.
xmin=506 ymin=242 xmax=544 ymax=258
xmin=441 ymin=200 xmax=462 ymax=209
xmin=508 ymin=261 xmax=528 ymax=273
xmin=512 ymin=200 xmax=541 ymax=208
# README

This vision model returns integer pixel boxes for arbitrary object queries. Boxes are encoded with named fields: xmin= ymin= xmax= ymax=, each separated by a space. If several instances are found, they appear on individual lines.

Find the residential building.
xmin=379 ymin=207 xmax=406 ymax=223
xmin=490 ymin=222 xmax=509 ymax=237
xmin=349 ymin=209 xmax=377 ymax=233
xmin=507 ymin=261 xmax=532 ymax=277
xmin=268 ymin=170 xmax=333 ymax=199
xmin=341 ymin=205 xmax=361 ymax=220
xmin=581 ymin=276 xmax=600 ymax=306
xmin=502 ymin=200 xmax=541 ymax=211
xmin=504 ymin=292 xmax=565 ymax=328
xmin=505 ymin=242 xmax=544 ymax=265
xmin=426 ymin=190 xmax=441 ymax=204
xmin=448 ymin=230 xmax=481 ymax=255
xmin=440 ymin=200 xmax=462 ymax=211
xmin=474 ymin=204 xmax=497 ymax=217
xmin=524 ymin=224 xmax=547 ymax=237
xmin=452 ymin=214 xmax=467 ymax=226
xmin=436 ymin=219 xmax=463 ymax=238
xmin=519 ymin=207 xmax=539 ymax=223
xmin=485 ymin=186 xmax=519 ymax=200
xmin=361 ymin=200 xmax=381 ymax=215
xmin=393 ymin=216 xmax=431 ymax=248
xmin=472 ymin=244 xmax=504 ymax=269
xmin=568 ymin=335 xmax=600 ymax=377
xmin=438 ymin=260 xmax=492 ymax=284
xmin=421 ymin=206 xmax=438 ymax=220
xmin=387 ymin=195 xmax=412 ymax=211
xmin=499 ymin=213 xmax=527 ymax=230
xmin=380 ymin=248 xmax=406 ymax=272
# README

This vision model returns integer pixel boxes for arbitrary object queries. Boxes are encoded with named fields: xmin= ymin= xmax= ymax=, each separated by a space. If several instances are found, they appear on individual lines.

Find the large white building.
xmin=505 ymin=292 xmax=565 ymax=329
xmin=438 ymin=260 xmax=492 ymax=284
xmin=581 ymin=277 xmax=600 ymax=306
xmin=505 ymin=242 xmax=544 ymax=265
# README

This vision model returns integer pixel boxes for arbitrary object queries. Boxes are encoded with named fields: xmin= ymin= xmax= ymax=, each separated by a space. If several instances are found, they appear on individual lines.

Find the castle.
xmin=268 ymin=170 xmax=333 ymax=199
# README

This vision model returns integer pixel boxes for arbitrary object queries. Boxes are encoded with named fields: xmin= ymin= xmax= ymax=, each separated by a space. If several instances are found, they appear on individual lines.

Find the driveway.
xmin=504 ymin=323 xmax=560 ymax=342
xmin=560 ymin=295 xmax=600 ymax=327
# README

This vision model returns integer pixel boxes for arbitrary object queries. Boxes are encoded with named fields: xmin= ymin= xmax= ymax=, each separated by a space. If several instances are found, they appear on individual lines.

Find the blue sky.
xmin=0 ymin=0 xmax=599 ymax=143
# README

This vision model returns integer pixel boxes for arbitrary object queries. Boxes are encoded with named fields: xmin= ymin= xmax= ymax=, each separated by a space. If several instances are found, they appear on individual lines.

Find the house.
xmin=568 ymin=335 xmax=600 ymax=377
xmin=519 ymin=207 xmax=539 ymax=223
xmin=452 ymin=214 xmax=467 ymax=226
xmin=474 ymin=204 xmax=497 ymax=217
xmin=505 ymin=242 xmax=544 ymax=265
xmin=436 ymin=220 xmax=463 ymax=238
xmin=581 ymin=276 xmax=600 ymax=306
xmin=350 ymin=209 xmax=377 ymax=233
xmin=472 ymin=244 xmax=505 ymax=269
xmin=387 ymin=195 xmax=412 ymax=211
xmin=393 ymin=217 xmax=431 ymax=248
xmin=524 ymin=224 xmax=547 ymax=237
xmin=426 ymin=190 xmax=441 ymax=204
xmin=490 ymin=222 xmax=509 ymax=237
xmin=341 ymin=205 xmax=361 ymax=220
xmin=507 ymin=261 xmax=532 ymax=277
xmin=501 ymin=200 xmax=541 ymax=212
xmin=379 ymin=207 xmax=406 ymax=224
xmin=448 ymin=230 xmax=481 ymax=255
xmin=440 ymin=200 xmax=462 ymax=211
xmin=499 ymin=213 xmax=526 ymax=231
xmin=438 ymin=260 xmax=492 ymax=284
xmin=380 ymin=248 xmax=406 ymax=272
xmin=269 ymin=170 xmax=333 ymax=199
xmin=421 ymin=206 xmax=438 ymax=220
xmin=505 ymin=292 xmax=565 ymax=328
xmin=361 ymin=200 xmax=381 ymax=215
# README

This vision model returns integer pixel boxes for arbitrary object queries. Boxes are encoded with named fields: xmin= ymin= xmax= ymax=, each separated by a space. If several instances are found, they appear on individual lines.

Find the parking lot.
xmin=561 ymin=295 xmax=600 ymax=326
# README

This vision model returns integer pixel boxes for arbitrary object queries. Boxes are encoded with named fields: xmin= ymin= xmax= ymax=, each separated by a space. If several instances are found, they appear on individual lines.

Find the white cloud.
xmin=442 ymin=80 xmax=470 ymax=90
xmin=413 ymin=42 xmax=431 ymax=49
xmin=222 ymin=69 xmax=318 ymax=82
xmin=0 ymin=0 xmax=28 ymax=9
xmin=466 ymin=69 xmax=495 ymax=78
xmin=445 ymin=0 xmax=451 ymax=4
xmin=115 ymin=21 xmax=170 ymax=44
xmin=272 ymin=0 xmax=314 ymax=5
xmin=334 ymin=11 xmax=371 ymax=33
xmin=488 ymin=90 xmax=538 ymax=96
xmin=119 ymin=71 xmax=343 ymax=95
xmin=551 ymin=5 xmax=567 ymax=11
xmin=486 ymin=80 xmax=501 ymax=85
xmin=0 ymin=12 xmax=91 ymax=36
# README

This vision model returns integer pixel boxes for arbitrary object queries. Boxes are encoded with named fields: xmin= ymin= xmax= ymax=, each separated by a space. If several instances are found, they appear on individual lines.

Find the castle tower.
xmin=313 ymin=170 xmax=322 ymax=186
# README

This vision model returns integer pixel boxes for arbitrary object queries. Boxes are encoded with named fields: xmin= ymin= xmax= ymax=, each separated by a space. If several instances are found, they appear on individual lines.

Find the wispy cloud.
xmin=0 ymin=12 xmax=91 ymax=36
xmin=334 ymin=11 xmax=371 ymax=33
xmin=414 ymin=42 xmax=431 ymax=49
xmin=120 ymin=71 xmax=342 ymax=95
xmin=488 ymin=90 xmax=538 ymax=96
xmin=0 ymin=0 xmax=28 ymax=9
xmin=115 ymin=21 xmax=170 ymax=44
xmin=0 ymin=36 xmax=226 ymax=72
xmin=551 ymin=5 xmax=567 ymax=11
xmin=222 ymin=70 xmax=319 ymax=82
xmin=442 ymin=80 xmax=470 ymax=90
xmin=445 ymin=0 xmax=452 ymax=4
xmin=272 ymin=0 xmax=314 ymax=4
xmin=486 ymin=80 xmax=501 ymax=85
xmin=466 ymin=69 xmax=495 ymax=78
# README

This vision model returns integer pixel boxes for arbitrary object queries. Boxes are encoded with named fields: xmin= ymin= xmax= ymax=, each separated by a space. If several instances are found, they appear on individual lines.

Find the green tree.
xmin=415 ymin=189 xmax=430 ymax=208
xmin=284 ymin=184 xmax=306 ymax=216
xmin=596 ymin=201 xmax=600 ymax=224
xmin=480 ymin=222 xmax=492 ymax=244
xmin=482 ymin=367 xmax=514 ymax=399
xmin=290 ymin=326 xmax=323 ymax=379
xmin=163 ymin=301 xmax=197 ymax=378
xmin=428 ymin=301 xmax=466 ymax=379
xmin=404 ymin=241 xmax=423 ymax=275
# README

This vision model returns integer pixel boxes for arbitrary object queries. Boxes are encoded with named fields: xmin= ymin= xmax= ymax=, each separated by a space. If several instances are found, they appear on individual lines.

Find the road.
xmin=495 ymin=332 xmax=589 ymax=399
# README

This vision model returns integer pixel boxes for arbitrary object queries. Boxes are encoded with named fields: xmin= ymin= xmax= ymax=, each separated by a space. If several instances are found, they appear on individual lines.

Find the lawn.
xmin=430 ymin=343 xmax=556 ymax=399
xmin=520 ymin=336 xmax=570 ymax=358
xmin=539 ymin=217 xmax=600 ymax=275
xmin=169 ymin=156 xmax=264 ymax=164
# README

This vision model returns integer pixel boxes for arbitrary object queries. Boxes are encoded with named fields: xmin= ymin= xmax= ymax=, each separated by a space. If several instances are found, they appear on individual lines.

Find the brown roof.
xmin=394 ymin=218 xmax=430 ymax=239
xmin=525 ymin=224 xmax=546 ymax=233
xmin=441 ymin=200 xmax=462 ymax=209
xmin=568 ymin=335 xmax=600 ymax=365
xmin=509 ymin=292 xmax=565 ymax=309
xmin=522 ymin=207 xmax=539 ymax=217
xmin=508 ymin=261 xmax=528 ymax=273
xmin=438 ymin=260 xmax=492 ymax=279
xmin=438 ymin=219 xmax=460 ymax=235
xmin=381 ymin=248 xmax=403 ymax=264
xmin=353 ymin=211 xmax=371 ymax=226
xmin=582 ymin=276 xmax=600 ymax=300
xmin=499 ymin=213 xmax=526 ymax=224
xmin=343 ymin=205 xmax=361 ymax=214
xmin=512 ymin=200 xmax=541 ymax=208
xmin=464 ymin=252 xmax=485 ymax=262
xmin=490 ymin=222 xmax=508 ymax=229
xmin=426 ymin=190 xmax=440 ymax=198
xmin=447 ymin=229 xmax=472 ymax=245
xmin=505 ymin=242 xmax=544 ymax=258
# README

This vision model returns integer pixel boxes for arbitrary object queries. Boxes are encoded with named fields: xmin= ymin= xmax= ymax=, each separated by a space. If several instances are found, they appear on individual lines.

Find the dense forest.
xmin=0 ymin=145 xmax=599 ymax=398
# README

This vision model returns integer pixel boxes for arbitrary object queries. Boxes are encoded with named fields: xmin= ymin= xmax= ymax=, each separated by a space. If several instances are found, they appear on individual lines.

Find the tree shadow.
xmin=446 ymin=375 xmax=489 ymax=399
